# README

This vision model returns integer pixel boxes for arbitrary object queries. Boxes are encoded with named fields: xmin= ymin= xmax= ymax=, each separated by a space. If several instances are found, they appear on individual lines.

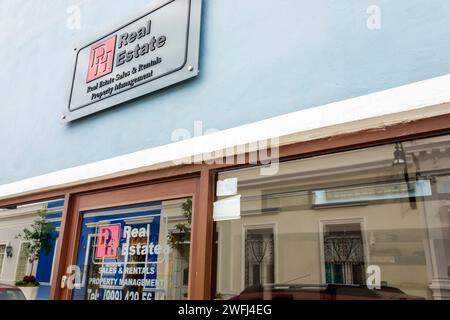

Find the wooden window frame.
xmin=0 ymin=114 xmax=450 ymax=299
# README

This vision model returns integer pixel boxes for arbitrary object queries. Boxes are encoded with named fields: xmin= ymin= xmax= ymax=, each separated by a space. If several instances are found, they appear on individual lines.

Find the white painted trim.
xmin=0 ymin=203 xmax=45 ymax=220
xmin=49 ymin=238 xmax=58 ymax=286
xmin=0 ymin=201 xmax=62 ymax=223
xmin=2 ymin=74 xmax=450 ymax=200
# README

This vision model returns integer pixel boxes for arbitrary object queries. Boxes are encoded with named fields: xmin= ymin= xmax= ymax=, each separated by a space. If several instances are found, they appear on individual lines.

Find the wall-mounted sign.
xmin=64 ymin=0 xmax=201 ymax=122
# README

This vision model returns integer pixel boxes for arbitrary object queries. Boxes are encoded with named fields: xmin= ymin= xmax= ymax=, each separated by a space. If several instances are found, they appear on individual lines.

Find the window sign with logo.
xmin=65 ymin=0 xmax=202 ymax=121
xmin=72 ymin=199 xmax=191 ymax=300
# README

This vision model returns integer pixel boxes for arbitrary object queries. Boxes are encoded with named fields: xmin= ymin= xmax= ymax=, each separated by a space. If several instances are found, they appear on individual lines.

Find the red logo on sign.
xmin=96 ymin=225 xmax=120 ymax=259
xmin=86 ymin=36 xmax=116 ymax=83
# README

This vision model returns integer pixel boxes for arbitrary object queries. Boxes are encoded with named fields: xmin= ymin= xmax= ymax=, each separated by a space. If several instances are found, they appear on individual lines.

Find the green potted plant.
xmin=15 ymin=209 xmax=55 ymax=300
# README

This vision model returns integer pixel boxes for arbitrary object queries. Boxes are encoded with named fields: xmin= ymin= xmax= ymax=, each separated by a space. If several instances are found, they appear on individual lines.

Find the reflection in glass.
xmin=216 ymin=134 xmax=450 ymax=300
xmin=72 ymin=198 xmax=191 ymax=300
xmin=245 ymin=228 xmax=274 ymax=288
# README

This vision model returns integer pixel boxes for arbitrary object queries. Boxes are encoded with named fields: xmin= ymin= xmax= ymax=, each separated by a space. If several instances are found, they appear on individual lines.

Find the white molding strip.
xmin=1 ymin=74 xmax=450 ymax=200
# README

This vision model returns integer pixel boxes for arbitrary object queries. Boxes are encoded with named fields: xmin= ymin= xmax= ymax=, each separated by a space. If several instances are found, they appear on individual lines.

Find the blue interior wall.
xmin=1 ymin=0 xmax=450 ymax=185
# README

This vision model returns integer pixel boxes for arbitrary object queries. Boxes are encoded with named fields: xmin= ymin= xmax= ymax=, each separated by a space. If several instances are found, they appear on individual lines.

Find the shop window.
xmin=215 ymin=134 xmax=450 ymax=300
xmin=72 ymin=198 xmax=192 ymax=300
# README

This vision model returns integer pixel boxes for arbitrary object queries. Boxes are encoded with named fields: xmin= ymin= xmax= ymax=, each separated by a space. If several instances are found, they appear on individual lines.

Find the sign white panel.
xmin=65 ymin=0 xmax=202 ymax=121
xmin=213 ymin=195 xmax=241 ymax=222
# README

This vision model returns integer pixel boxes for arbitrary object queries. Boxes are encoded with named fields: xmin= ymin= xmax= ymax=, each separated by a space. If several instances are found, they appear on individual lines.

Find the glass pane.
xmin=216 ymin=134 xmax=450 ymax=300
xmin=72 ymin=198 xmax=192 ymax=300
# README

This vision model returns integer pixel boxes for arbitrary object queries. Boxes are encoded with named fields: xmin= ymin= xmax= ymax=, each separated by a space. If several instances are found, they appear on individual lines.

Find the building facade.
xmin=1 ymin=0 xmax=450 ymax=300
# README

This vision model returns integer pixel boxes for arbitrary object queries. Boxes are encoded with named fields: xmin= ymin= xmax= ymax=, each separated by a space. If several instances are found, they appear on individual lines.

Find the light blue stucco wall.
xmin=1 ymin=0 xmax=450 ymax=185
